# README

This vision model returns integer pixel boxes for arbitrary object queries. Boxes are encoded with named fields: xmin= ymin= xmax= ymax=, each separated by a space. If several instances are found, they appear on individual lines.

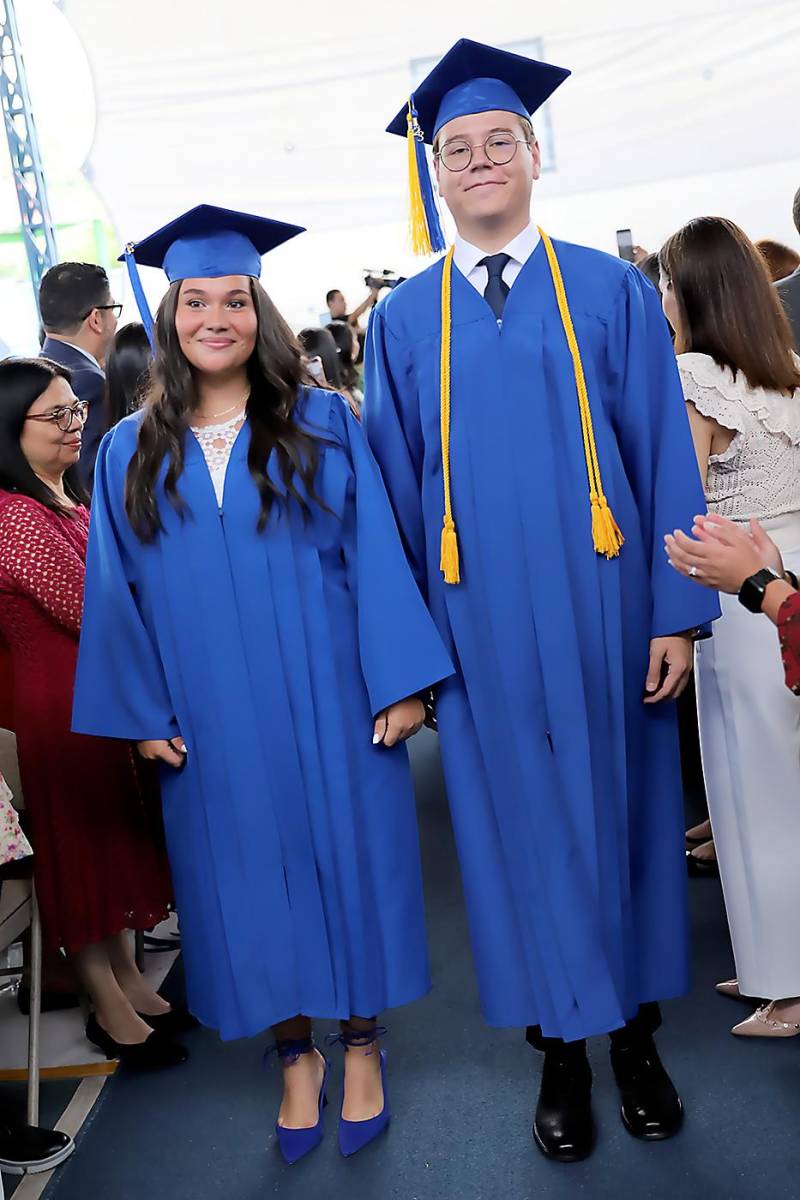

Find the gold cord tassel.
xmin=439 ymin=247 xmax=460 ymax=583
xmin=591 ymin=493 xmax=625 ymax=559
xmin=539 ymin=228 xmax=624 ymax=559
xmin=440 ymin=514 xmax=460 ymax=584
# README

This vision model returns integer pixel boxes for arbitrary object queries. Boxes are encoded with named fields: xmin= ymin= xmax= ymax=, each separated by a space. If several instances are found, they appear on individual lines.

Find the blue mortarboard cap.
xmin=119 ymin=204 xmax=306 ymax=346
xmin=387 ymin=38 xmax=570 ymax=144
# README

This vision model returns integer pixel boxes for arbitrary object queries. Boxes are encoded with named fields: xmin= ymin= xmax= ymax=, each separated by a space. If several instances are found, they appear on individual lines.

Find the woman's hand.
xmin=665 ymin=515 xmax=784 ymax=594
xmin=696 ymin=514 xmax=784 ymax=575
xmin=137 ymin=737 xmax=187 ymax=769
xmin=373 ymin=698 xmax=426 ymax=748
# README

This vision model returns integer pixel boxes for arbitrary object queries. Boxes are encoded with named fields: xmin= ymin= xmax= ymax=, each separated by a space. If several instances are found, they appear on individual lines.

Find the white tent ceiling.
xmin=13 ymin=0 xmax=800 ymax=330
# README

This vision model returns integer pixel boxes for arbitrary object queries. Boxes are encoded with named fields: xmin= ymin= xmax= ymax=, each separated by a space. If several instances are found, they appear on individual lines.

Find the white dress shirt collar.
xmin=66 ymin=341 xmax=102 ymax=370
xmin=454 ymin=221 xmax=539 ymax=273
xmin=46 ymin=337 xmax=102 ymax=371
xmin=453 ymin=222 xmax=541 ymax=296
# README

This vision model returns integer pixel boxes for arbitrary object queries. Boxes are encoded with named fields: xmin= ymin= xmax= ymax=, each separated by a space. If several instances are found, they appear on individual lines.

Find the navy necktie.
xmin=479 ymin=252 xmax=511 ymax=320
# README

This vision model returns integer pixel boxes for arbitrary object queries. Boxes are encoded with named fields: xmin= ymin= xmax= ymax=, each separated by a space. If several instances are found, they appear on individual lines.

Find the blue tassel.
xmin=412 ymin=114 xmax=446 ymax=254
xmin=123 ymin=244 xmax=155 ymax=351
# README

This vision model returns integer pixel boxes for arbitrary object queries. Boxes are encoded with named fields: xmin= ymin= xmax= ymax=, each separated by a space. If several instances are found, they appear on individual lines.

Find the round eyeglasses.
xmin=435 ymin=134 xmax=530 ymax=173
xmin=25 ymin=400 xmax=89 ymax=433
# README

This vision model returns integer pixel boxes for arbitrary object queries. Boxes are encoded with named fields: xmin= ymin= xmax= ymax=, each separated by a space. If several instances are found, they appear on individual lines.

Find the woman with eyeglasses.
xmin=0 ymin=356 xmax=192 ymax=1070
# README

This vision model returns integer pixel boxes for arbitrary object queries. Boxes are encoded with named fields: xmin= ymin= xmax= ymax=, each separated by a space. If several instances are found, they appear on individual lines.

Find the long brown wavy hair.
xmin=125 ymin=279 xmax=327 ymax=541
xmin=658 ymin=217 xmax=800 ymax=396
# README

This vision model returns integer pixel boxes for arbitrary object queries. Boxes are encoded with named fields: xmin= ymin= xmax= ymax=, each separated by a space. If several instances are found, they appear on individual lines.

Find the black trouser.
xmin=525 ymin=1002 xmax=662 ymax=1053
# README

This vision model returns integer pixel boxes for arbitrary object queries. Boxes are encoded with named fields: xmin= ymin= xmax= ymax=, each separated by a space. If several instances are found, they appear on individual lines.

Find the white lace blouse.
xmin=677 ymin=352 xmax=800 ymax=523
xmin=190 ymin=412 xmax=246 ymax=507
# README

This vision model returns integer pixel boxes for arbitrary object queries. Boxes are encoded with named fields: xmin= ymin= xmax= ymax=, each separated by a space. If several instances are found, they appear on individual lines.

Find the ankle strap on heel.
xmin=264 ymin=1035 xmax=316 ymax=1067
xmin=326 ymin=1024 xmax=387 ymax=1053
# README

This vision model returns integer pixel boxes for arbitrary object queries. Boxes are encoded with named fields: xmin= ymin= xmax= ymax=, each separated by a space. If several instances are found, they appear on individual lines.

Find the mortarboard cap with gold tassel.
xmin=387 ymin=38 xmax=570 ymax=261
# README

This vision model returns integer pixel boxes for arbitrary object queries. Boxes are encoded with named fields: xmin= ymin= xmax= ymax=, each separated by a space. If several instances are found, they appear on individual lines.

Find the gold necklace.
xmin=193 ymin=389 xmax=250 ymax=424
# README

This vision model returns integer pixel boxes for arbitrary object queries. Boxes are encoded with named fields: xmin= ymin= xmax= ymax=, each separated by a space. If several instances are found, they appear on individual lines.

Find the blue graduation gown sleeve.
xmin=330 ymin=397 xmax=453 ymax=716
xmin=362 ymin=306 xmax=429 ymax=597
xmin=72 ymin=426 xmax=179 ymax=741
xmin=606 ymin=268 xmax=721 ymax=638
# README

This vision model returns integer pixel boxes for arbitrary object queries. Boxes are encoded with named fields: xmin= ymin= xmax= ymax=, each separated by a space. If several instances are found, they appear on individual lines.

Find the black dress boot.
xmin=609 ymin=1018 xmax=683 ymax=1140
xmin=527 ymin=1028 xmax=595 ymax=1163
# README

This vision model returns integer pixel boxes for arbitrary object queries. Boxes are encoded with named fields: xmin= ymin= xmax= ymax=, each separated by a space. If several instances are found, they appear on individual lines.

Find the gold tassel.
xmin=440 ymin=515 xmax=461 ymax=584
xmin=406 ymin=106 xmax=433 ymax=256
xmin=591 ymin=494 xmax=624 ymax=559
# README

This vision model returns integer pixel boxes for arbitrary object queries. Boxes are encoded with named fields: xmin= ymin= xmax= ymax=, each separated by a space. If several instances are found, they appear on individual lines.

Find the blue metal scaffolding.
xmin=0 ymin=0 xmax=58 ymax=313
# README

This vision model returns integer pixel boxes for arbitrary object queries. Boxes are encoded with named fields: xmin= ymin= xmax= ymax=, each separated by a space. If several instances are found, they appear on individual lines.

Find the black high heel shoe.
xmin=85 ymin=1013 xmax=188 ymax=1070
xmin=137 ymin=1004 xmax=199 ymax=1037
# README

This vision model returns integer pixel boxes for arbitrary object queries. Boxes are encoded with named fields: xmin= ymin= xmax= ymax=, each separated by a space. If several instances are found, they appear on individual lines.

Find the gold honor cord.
xmin=439 ymin=246 xmax=459 ymax=583
xmin=438 ymin=232 xmax=624 ymax=585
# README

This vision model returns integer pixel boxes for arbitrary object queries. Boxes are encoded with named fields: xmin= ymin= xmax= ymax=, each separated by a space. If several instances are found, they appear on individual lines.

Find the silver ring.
xmin=688 ymin=565 xmax=698 ymax=577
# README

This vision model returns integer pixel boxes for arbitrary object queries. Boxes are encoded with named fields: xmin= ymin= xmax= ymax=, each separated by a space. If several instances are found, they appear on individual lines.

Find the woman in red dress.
xmin=0 ymin=357 xmax=188 ymax=1069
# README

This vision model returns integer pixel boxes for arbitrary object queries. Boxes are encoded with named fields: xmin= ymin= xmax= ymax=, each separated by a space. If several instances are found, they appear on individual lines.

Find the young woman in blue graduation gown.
xmin=72 ymin=207 xmax=452 ymax=1163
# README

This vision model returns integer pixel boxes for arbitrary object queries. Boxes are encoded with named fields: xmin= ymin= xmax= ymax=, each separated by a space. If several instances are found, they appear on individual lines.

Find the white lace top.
xmin=677 ymin=352 xmax=800 ymax=523
xmin=190 ymin=412 xmax=246 ymax=507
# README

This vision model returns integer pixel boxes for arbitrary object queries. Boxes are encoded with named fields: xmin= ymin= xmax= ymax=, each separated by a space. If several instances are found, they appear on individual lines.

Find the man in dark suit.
xmin=39 ymin=263 xmax=120 ymax=487
xmin=776 ymin=187 xmax=800 ymax=350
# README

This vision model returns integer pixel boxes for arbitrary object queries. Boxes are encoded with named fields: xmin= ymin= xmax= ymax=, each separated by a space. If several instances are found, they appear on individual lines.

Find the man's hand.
xmin=373 ymin=698 xmax=426 ymax=748
xmin=137 ymin=737 xmax=187 ymax=768
xmin=644 ymin=636 xmax=693 ymax=704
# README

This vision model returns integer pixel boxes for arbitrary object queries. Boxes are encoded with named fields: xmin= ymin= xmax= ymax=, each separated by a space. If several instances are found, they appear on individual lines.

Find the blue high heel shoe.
xmin=328 ymin=1024 xmax=390 ymax=1158
xmin=268 ymin=1037 xmax=329 ymax=1165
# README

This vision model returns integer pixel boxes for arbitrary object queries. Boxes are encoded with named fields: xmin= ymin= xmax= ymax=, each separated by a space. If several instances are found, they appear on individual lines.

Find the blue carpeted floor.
xmin=40 ymin=731 xmax=799 ymax=1200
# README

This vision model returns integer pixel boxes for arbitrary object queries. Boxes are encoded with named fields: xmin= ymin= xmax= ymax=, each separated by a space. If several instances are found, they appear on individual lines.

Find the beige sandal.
xmin=731 ymin=1003 xmax=800 ymax=1038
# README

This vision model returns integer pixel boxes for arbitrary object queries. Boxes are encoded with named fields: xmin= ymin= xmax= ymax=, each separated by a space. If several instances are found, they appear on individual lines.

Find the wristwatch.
xmin=738 ymin=567 xmax=781 ymax=613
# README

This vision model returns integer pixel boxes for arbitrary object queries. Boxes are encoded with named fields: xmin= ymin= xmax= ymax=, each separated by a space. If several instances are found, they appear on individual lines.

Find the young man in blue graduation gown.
xmin=363 ymin=39 xmax=720 ymax=1162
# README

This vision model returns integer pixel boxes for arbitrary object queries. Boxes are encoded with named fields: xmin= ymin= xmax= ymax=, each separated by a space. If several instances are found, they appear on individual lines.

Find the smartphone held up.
xmin=616 ymin=228 xmax=636 ymax=262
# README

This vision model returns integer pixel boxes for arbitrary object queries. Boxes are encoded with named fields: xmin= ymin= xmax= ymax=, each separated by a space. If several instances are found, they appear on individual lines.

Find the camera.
xmin=364 ymin=270 xmax=405 ymax=292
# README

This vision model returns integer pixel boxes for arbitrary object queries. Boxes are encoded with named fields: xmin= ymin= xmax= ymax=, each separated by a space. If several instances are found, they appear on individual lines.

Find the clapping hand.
xmin=665 ymin=514 xmax=783 ymax=594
